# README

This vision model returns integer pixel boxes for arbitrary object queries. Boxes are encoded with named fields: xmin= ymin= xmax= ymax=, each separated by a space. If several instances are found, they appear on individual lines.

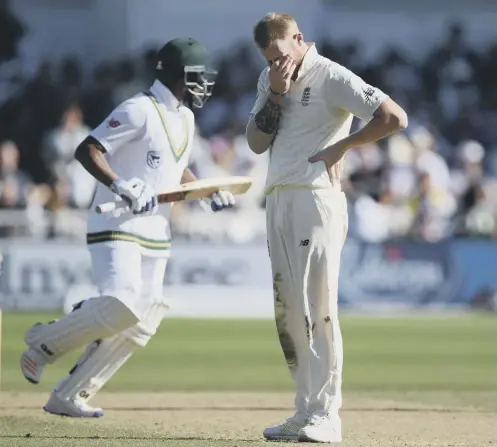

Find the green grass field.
xmin=1 ymin=313 xmax=496 ymax=446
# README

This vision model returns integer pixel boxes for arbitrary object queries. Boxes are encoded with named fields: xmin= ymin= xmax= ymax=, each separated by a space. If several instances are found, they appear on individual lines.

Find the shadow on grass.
xmin=4 ymin=405 xmax=492 ymax=413
xmin=0 ymin=434 xmax=255 ymax=442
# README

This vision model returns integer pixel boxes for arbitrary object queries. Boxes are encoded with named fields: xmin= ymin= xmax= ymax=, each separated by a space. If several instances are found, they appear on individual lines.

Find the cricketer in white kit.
xmin=20 ymin=38 xmax=235 ymax=418
xmin=246 ymin=14 xmax=408 ymax=443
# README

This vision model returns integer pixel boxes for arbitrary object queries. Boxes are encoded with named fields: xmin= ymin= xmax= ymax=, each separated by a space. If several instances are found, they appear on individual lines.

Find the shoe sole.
xmin=298 ymin=434 xmax=342 ymax=443
xmin=263 ymin=434 xmax=299 ymax=441
xmin=43 ymin=406 xmax=71 ymax=417
xmin=43 ymin=406 xmax=104 ymax=418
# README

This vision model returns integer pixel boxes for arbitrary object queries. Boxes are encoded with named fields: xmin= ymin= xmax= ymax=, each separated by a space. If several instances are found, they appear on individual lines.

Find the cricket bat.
xmin=95 ymin=176 xmax=253 ymax=214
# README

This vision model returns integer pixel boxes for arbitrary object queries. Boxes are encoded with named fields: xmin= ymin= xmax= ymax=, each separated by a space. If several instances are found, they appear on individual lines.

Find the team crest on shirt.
xmin=146 ymin=150 xmax=162 ymax=169
xmin=301 ymin=87 xmax=311 ymax=106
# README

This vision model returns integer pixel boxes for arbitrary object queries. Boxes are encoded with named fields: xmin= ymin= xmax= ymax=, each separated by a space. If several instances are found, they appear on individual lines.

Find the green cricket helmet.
xmin=155 ymin=37 xmax=216 ymax=108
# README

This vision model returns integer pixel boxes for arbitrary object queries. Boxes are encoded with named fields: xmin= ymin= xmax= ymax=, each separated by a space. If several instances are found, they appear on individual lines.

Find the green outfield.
xmin=1 ymin=313 xmax=496 ymax=446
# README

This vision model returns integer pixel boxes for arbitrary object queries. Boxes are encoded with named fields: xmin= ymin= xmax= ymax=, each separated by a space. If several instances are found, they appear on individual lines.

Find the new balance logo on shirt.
xmin=362 ymin=86 xmax=379 ymax=105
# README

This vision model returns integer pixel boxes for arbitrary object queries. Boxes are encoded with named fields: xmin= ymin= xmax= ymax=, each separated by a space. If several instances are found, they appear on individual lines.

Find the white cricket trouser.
xmin=89 ymin=242 xmax=169 ymax=321
xmin=266 ymin=186 xmax=348 ymax=419
xmin=52 ymin=242 xmax=169 ymax=403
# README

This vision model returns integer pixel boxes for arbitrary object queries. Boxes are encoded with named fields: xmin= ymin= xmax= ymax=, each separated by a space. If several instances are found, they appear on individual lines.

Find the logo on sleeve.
xmin=107 ymin=118 xmax=121 ymax=128
xmin=147 ymin=151 xmax=162 ymax=169
xmin=301 ymin=87 xmax=311 ymax=106
xmin=362 ymin=86 xmax=379 ymax=105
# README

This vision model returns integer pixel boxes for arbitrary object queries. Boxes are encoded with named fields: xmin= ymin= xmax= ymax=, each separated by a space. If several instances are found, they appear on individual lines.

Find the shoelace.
xmin=308 ymin=415 xmax=329 ymax=426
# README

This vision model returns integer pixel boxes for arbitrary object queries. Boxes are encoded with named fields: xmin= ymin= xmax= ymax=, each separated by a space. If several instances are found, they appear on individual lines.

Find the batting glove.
xmin=210 ymin=190 xmax=235 ymax=212
xmin=110 ymin=177 xmax=158 ymax=216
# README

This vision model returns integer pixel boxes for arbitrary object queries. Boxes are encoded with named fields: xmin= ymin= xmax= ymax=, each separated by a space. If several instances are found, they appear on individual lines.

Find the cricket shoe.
xmin=20 ymin=348 xmax=47 ymax=384
xmin=298 ymin=414 xmax=342 ymax=443
xmin=263 ymin=414 xmax=307 ymax=441
xmin=44 ymin=391 xmax=104 ymax=418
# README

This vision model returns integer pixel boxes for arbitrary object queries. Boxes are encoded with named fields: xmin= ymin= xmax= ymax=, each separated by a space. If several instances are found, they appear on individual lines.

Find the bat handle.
xmin=95 ymin=200 xmax=129 ymax=214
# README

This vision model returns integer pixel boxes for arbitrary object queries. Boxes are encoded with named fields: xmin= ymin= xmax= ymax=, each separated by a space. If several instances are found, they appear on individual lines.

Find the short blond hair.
xmin=253 ymin=12 xmax=296 ymax=49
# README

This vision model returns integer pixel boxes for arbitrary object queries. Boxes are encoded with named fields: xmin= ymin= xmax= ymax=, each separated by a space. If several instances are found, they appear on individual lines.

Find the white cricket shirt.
xmin=250 ymin=44 xmax=388 ymax=194
xmin=86 ymin=80 xmax=195 ymax=257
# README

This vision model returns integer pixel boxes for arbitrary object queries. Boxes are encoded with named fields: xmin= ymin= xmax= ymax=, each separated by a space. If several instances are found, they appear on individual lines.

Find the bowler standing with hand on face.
xmin=246 ymin=13 xmax=408 ymax=444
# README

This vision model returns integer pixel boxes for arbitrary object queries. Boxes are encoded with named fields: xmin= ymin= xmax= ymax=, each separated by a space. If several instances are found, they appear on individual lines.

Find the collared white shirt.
xmin=250 ymin=44 xmax=388 ymax=194
xmin=86 ymin=80 xmax=195 ymax=256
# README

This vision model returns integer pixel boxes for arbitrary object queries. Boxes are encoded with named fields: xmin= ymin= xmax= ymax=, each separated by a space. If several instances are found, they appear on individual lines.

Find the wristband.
xmin=269 ymin=87 xmax=287 ymax=97
xmin=110 ymin=178 xmax=126 ymax=195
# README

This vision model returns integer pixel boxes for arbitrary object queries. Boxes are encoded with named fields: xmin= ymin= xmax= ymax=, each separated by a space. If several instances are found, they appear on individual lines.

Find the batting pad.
xmin=25 ymin=296 xmax=138 ymax=361
xmin=121 ymin=300 xmax=169 ymax=347
xmin=55 ymin=334 xmax=135 ymax=403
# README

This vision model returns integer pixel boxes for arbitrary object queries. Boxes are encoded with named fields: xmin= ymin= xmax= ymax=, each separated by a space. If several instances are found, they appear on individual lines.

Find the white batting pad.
xmin=54 ymin=334 xmax=135 ymax=403
xmin=122 ymin=300 xmax=169 ymax=347
xmin=24 ymin=296 xmax=138 ymax=362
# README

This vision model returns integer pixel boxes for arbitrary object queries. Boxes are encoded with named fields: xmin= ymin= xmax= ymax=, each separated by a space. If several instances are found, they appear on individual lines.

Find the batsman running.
xmin=246 ymin=13 xmax=408 ymax=443
xmin=20 ymin=38 xmax=235 ymax=417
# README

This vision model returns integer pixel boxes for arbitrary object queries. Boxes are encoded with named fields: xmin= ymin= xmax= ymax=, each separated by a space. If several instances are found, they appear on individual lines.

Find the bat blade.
xmin=95 ymin=176 xmax=253 ymax=214
xmin=157 ymin=176 xmax=252 ymax=203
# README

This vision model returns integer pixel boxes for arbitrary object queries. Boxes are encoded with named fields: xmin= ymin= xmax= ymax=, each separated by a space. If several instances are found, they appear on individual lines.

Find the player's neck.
xmin=297 ymin=42 xmax=311 ymax=65
xmin=292 ymin=43 xmax=310 ymax=81
xmin=157 ymin=80 xmax=183 ymax=106
xmin=173 ymin=87 xmax=185 ymax=106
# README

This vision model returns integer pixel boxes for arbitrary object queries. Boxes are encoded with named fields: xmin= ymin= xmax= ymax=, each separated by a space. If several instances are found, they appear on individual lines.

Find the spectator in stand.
xmin=80 ymin=63 xmax=116 ymax=129
xmin=112 ymin=58 xmax=147 ymax=106
xmin=381 ymin=48 xmax=421 ymax=109
xmin=462 ymin=183 xmax=496 ymax=237
xmin=0 ymin=0 xmax=25 ymax=65
xmin=58 ymin=56 xmax=84 ymax=103
xmin=409 ymin=171 xmax=456 ymax=242
xmin=0 ymin=139 xmax=50 ymax=236
xmin=451 ymin=140 xmax=486 ymax=199
xmin=0 ymin=20 xmax=495 ymax=242
xmin=0 ymin=139 xmax=31 ymax=208
xmin=42 ymin=104 xmax=95 ymax=209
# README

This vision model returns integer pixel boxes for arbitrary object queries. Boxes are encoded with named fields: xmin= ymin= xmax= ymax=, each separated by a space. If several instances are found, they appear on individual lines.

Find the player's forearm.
xmin=74 ymin=136 xmax=119 ymax=187
xmin=339 ymin=99 xmax=408 ymax=150
xmin=246 ymin=95 xmax=283 ymax=155
xmin=246 ymin=118 xmax=274 ymax=154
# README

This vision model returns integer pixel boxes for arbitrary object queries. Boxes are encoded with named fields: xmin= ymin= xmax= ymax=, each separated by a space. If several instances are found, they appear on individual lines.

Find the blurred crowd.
xmin=0 ymin=21 xmax=496 ymax=242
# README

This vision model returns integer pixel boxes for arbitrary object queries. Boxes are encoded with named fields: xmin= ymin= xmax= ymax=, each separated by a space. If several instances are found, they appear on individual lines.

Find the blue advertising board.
xmin=0 ymin=239 xmax=496 ymax=313
xmin=338 ymin=238 xmax=497 ymax=310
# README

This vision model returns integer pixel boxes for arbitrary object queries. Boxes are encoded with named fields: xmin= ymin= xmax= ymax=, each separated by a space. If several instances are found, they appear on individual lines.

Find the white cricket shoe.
xmin=44 ymin=392 xmax=104 ymax=418
xmin=43 ymin=376 xmax=104 ymax=418
xmin=298 ymin=414 xmax=342 ymax=443
xmin=20 ymin=348 xmax=47 ymax=384
xmin=263 ymin=414 xmax=307 ymax=441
